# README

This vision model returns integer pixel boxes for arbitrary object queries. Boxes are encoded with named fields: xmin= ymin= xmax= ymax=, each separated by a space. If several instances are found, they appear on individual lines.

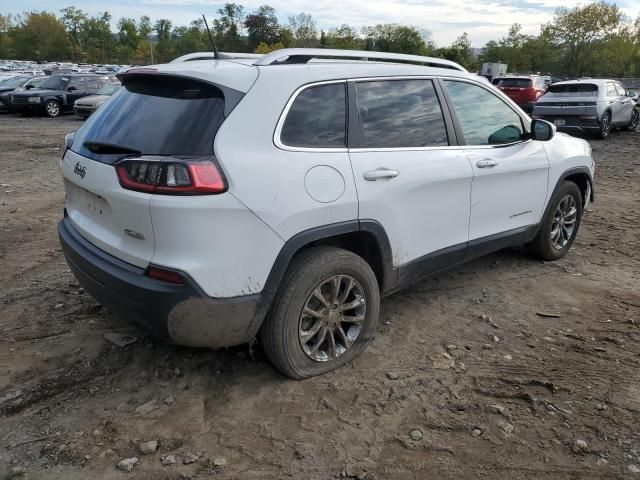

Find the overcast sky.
xmin=5 ymin=0 xmax=640 ymax=46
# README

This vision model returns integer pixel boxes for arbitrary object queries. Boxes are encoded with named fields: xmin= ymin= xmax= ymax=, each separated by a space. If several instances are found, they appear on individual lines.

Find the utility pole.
xmin=150 ymin=40 xmax=154 ymax=65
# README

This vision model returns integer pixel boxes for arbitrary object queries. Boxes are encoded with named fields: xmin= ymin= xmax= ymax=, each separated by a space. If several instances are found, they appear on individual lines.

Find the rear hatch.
xmin=61 ymin=72 xmax=242 ymax=267
xmin=498 ymin=78 xmax=534 ymax=104
xmin=533 ymin=83 xmax=599 ymax=117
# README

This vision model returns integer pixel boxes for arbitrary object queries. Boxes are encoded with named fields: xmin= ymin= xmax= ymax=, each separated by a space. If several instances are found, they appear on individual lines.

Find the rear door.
xmin=66 ymin=77 xmax=87 ymax=105
xmin=606 ymin=82 xmax=622 ymax=123
xmin=614 ymin=82 xmax=635 ymax=123
xmin=442 ymin=79 xmax=549 ymax=243
xmin=349 ymin=78 xmax=473 ymax=274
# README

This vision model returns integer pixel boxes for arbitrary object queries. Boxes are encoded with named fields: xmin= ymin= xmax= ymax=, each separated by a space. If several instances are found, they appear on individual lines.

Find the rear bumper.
xmin=533 ymin=115 xmax=600 ymax=134
xmin=58 ymin=215 xmax=260 ymax=348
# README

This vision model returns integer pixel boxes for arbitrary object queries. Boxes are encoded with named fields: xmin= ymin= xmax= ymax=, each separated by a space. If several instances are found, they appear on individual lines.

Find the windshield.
xmin=498 ymin=78 xmax=532 ymax=88
xmin=73 ymin=75 xmax=238 ymax=163
xmin=1 ymin=76 xmax=31 ymax=88
xmin=40 ymin=76 xmax=69 ymax=90
xmin=97 ymin=83 xmax=121 ymax=95
xmin=547 ymin=84 xmax=598 ymax=97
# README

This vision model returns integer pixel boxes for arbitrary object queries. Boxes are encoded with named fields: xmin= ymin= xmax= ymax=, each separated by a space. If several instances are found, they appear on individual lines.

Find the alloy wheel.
xmin=630 ymin=109 xmax=639 ymax=130
xmin=600 ymin=114 xmax=610 ymax=137
xmin=46 ymin=101 xmax=60 ymax=117
xmin=550 ymin=195 xmax=578 ymax=250
xmin=298 ymin=275 xmax=366 ymax=362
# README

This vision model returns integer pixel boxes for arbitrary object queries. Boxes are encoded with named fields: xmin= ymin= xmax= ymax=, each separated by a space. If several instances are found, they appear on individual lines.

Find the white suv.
xmin=58 ymin=48 xmax=595 ymax=378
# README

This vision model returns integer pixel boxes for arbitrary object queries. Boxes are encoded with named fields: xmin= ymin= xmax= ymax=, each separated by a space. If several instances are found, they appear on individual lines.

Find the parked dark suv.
xmin=10 ymin=74 xmax=112 ymax=117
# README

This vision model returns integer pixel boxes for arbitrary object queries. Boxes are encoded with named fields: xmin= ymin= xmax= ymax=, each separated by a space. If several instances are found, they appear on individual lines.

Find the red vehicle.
xmin=496 ymin=76 xmax=547 ymax=113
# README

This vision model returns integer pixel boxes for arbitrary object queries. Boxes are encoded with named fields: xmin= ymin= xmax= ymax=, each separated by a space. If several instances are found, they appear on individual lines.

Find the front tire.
xmin=261 ymin=246 xmax=380 ymax=379
xmin=44 ymin=100 xmax=61 ymax=118
xmin=526 ymin=181 xmax=583 ymax=261
xmin=622 ymin=108 xmax=639 ymax=131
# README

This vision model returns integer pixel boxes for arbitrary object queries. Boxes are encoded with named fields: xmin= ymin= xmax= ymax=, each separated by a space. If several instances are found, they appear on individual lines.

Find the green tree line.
xmin=0 ymin=1 xmax=639 ymax=76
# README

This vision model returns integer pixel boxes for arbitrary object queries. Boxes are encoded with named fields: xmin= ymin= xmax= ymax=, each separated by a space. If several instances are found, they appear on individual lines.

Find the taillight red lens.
xmin=116 ymin=158 xmax=227 ymax=195
xmin=146 ymin=266 xmax=184 ymax=285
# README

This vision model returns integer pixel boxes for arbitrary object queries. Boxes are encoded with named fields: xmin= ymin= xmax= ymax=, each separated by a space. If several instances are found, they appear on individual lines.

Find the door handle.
xmin=476 ymin=159 xmax=498 ymax=168
xmin=363 ymin=168 xmax=399 ymax=181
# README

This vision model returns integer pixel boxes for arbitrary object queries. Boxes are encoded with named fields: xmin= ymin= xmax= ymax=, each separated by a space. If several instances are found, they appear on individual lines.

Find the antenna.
xmin=202 ymin=14 xmax=219 ymax=59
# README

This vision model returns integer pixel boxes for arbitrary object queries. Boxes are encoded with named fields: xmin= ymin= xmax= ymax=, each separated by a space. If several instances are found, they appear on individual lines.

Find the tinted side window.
xmin=355 ymin=79 xmax=448 ymax=148
xmin=68 ymin=78 xmax=84 ymax=90
xmin=281 ymin=83 xmax=346 ymax=148
xmin=444 ymin=80 xmax=524 ymax=146
xmin=85 ymin=77 xmax=101 ymax=89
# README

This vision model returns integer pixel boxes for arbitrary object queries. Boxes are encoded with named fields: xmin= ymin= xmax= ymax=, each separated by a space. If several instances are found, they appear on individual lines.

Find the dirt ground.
xmin=0 ymin=114 xmax=639 ymax=480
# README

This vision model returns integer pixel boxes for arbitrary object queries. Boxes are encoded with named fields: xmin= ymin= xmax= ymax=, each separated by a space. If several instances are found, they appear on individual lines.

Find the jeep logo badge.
xmin=74 ymin=162 xmax=87 ymax=179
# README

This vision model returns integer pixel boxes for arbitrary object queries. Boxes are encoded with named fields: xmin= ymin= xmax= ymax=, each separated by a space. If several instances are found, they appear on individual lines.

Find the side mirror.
xmin=488 ymin=125 xmax=522 ymax=144
xmin=67 ymin=86 xmax=77 ymax=92
xmin=531 ymin=119 xmax=556 ymax=141
xmin=627 ymin=91 xmax=636 ymax=97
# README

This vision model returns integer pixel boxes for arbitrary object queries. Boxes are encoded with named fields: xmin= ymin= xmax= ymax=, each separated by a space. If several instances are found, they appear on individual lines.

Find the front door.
xmin=441 ymin=79 xmax=549 ymax=244
xmin=349 ymin=79 xmax=473 ymax=278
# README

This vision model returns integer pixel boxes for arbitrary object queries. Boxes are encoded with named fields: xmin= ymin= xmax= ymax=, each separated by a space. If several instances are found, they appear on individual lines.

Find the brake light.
xmin=116 ymin=157 xmax=227 ymax=195
xmin=146 ymin=266 xmax=184 ymax=285
xmin=579 ymin=115 xmax=597 ymax=120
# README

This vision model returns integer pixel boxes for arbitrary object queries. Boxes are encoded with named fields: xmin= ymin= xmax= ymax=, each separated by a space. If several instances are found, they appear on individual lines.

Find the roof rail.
xmin=170 ymin=52 xmax=264 ymax=63
xmin=252 ymin=48 xmax=467 ymax=72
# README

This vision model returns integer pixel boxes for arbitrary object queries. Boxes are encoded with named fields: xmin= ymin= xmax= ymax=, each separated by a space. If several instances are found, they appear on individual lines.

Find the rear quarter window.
xmin=280 ymin=83 xmax=346 ymax=148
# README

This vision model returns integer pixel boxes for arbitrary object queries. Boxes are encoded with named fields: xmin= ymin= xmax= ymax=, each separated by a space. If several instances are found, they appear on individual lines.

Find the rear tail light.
xmin=579 ymin=115 xmax=597 ymax=120
xmin=145 ymin=266 xmax=184 ymax=285
xmin=116 ymin=157 xmax=227 ymax=195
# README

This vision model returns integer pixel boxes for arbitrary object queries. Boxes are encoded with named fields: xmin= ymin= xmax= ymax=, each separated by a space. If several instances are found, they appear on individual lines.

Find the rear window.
xmin=547 ymin=84 xmax=598 ymax=97
xmin=498 ymin=78 xmax=533 ymax=88
xmin=73 ymin=75 xmax=237 ymax=161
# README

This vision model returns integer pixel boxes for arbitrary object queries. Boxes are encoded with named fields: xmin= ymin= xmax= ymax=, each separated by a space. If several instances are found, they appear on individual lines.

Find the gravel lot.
xmin=1 ymin=114 xmax=639 ymax=479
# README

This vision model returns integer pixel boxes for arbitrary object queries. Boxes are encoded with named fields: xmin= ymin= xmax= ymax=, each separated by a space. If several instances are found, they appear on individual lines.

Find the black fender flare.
xmin=246 ymin=220 xmax=394 ymax=338
xmin=536 ymin=166 xmax=594 ymax=239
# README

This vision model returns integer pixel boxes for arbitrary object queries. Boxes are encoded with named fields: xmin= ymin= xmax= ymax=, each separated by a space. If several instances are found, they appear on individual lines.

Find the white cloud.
xmin=10 ymin=0 xmax=640 ymax=46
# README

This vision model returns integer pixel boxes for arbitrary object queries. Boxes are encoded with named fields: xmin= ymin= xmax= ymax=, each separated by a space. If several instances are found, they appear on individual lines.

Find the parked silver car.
xmin=532 ymin=79 xmax=638 ymax=139
xmin=73 ymin=82 xmax=121 ymax=118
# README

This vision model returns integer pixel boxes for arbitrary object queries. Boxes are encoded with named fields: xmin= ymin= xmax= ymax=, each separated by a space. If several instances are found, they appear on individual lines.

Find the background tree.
xmin=244 ymin=5 xmax=280 ymax=52
xmin=549 ymin=1 xmax=625 ymax=76
xmin=325 ymin=24 xmax=362 ymax=50
xmin=9 ymin=12 xmax=70 ymax=61
xmin=0 ymin=14 xmax=12 ymax=58
xmin=362 ymin=24 xmax=431 ymax=55
xmin=60 ymin=6 xmax=86 ymax=60
xmin=213 ymin=3 xmax=246 ymax=51
xmin=82 ymin=12 xmax=114 ymax=63
xmin=288 ymin=13 xmax=318 ymax=47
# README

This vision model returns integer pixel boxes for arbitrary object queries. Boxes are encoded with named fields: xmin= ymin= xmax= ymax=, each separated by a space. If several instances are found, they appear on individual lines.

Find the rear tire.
xmin=260 ymin=246 xmax=380 ymax=379
xmin=526 ymin=181 xmax=583 ymax=261
xmin=595 ymin=111 xmax=611 ymax=139
xmin=44 ymin=100 xmax=61 ymax=118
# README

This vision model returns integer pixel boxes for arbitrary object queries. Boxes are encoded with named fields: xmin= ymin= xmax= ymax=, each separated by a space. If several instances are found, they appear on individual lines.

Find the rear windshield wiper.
xmin=83 ymin=141 xmax=141 ymax=156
